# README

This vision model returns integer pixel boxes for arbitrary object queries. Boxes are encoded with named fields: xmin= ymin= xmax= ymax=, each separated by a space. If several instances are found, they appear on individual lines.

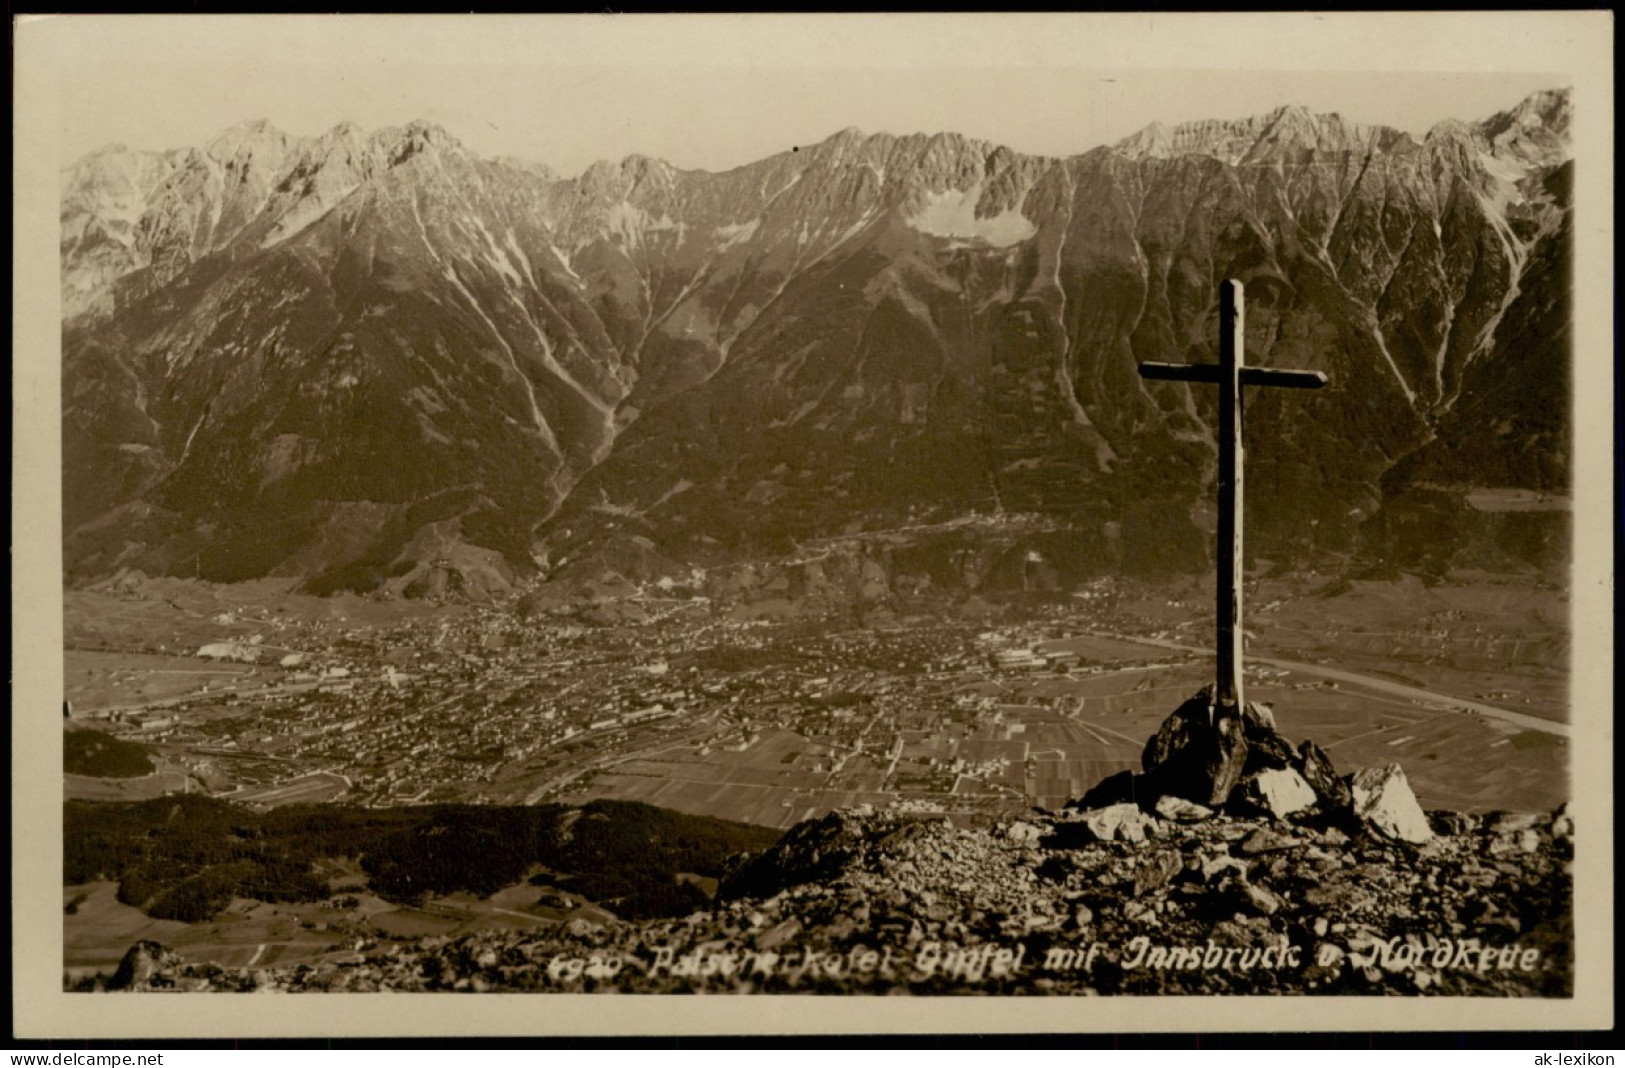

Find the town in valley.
xmin=65 ymin=520 xmax=1569 ymax=830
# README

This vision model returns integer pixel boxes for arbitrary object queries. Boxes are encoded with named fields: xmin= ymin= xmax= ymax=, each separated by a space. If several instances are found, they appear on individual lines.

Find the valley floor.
xmin=62 ymin=567 xmax=1570 ymax=825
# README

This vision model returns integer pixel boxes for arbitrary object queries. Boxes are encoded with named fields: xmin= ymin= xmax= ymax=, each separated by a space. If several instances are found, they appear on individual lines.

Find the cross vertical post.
xmin=1216 ymin=279 xmax=1244 ymax=718
xmin=1136 ymin=279 xmax=1328 ymax=730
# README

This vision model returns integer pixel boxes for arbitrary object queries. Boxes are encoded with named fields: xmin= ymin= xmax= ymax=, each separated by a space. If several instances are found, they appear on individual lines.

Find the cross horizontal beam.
xmin=1137 ymin=361 xmax=1328 ymax=390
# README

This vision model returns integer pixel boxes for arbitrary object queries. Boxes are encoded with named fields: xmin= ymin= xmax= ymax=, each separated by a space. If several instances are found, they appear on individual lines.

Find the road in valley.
xmin=1082 ymin=630 xmax=1569 ymax=738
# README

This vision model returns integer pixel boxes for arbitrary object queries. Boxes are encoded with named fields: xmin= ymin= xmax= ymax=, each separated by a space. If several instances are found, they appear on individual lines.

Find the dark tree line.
xmin=64 ymin=729 xmax=155 ymax=778
xmin=64 ymin=795 xmax=780 ymax=924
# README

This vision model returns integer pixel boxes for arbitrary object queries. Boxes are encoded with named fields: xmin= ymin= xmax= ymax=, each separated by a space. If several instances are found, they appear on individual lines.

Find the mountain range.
xmin=61 ymin=89 xmax=1573 ymax=596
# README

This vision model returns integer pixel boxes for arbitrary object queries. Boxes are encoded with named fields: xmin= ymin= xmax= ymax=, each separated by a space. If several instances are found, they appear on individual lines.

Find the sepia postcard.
xmin=12 ymin=11 xmax=1614 ymax=1038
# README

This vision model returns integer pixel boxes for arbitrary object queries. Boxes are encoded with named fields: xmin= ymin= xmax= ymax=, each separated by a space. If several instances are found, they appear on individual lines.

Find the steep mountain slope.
xmin=61 ymin=91 xmax=1572 ymax=594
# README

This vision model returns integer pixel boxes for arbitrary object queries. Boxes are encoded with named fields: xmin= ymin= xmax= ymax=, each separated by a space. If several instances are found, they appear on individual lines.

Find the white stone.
xmin=1242 ymin=701 xmax=1277 ymax=732
xmin=1154 ymin=795 xmax=1214 ymax=822
xmin=1004 ymin=820 xmax=1044 ymax=845
xmin=1082 ymin=802 xmax=1155 ymax=844
xmin=1200 ymin=854 xmax=1248 ymax=882
xmin=1251 ymin=766 xmax=1318 ymax=818
xmin=1349 ymin=764 xmax=1434 ymax=844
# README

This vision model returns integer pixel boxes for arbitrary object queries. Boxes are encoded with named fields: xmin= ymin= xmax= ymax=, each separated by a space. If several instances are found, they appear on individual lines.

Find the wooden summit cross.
xmin=1138 ymin=279 xmax=1327 ymax=723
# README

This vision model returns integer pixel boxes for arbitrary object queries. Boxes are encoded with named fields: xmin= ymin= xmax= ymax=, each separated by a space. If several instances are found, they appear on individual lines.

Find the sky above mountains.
xmin=39 ymin=14 xmax=1583 ymax=178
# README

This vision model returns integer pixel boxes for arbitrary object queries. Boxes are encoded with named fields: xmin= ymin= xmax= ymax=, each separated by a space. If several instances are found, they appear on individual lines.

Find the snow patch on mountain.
xmin=603 ymin=202 xmax=683 ymax=249
xmin=502 ymin=230 xmax=539 ymax=288
xmin=712 ymin=219 xmax=760 ymax=251
xmin=468 ymin=217 xmax=527 ymax=289
xmin=647 ymin=479 xmax=694 ymax=510
xmin=906 ymin=184 xmax=1036 ymax=247
xmin=555 ymin=254 xmax=584 ymax=285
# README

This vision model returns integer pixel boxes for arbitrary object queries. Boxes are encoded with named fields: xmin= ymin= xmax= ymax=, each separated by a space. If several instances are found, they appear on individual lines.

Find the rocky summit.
xmin=96 ymin=696 xmax=1572 ymax=996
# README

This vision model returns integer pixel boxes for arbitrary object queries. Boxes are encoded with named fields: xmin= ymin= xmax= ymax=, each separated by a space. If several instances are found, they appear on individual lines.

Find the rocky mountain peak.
xmin=69 ymin=141 xmax=132 ymax=163
xmin=579 ymin=156 xmax=631 ymax=193
xmin=1110 ymin=119 xmax=1169 ymax=159
xmin=402 ymin=117 xmax=457 ymax=143
xmin=368 ymin=119 xmax=465 ymax=168
xmin=619 ymin=153 xmax=679 ymax=188
xmin=794 ymin=125 xmax=888 ymax=171
xmin=1115 ymin=105 xmax=1406 ymax=164
xmin=814 ymin=125 xmax=871 ymax=153
xmin=1477 ymin=87 xmax=1572 ymax=168
xmin=1424 ymin=117 xmax=1477 ymax=144
xmin=61 ymin=145 xmax=167 ymax=206
xmin=1484 ymin=87 xmax=1571 ymax=137
xmin=495 ymin=155 xmax=562 ymax=183
xmin=204 ymin=117 xmax=293 ymax=165
xmin=318 ymin=120 xmax=366 ymax=147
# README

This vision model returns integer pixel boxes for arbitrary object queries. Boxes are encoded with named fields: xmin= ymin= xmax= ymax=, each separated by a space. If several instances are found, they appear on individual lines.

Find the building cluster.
xmin=81 ymin=573 xmax=1175 ymax=817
